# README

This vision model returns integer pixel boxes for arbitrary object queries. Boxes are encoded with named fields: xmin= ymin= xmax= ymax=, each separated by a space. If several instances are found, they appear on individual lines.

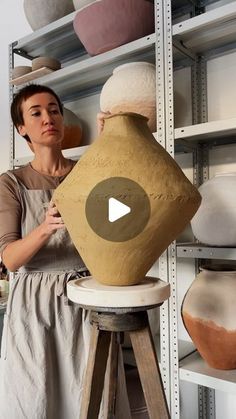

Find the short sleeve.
xmin=0 ymin=173 xmax=22 ymax=256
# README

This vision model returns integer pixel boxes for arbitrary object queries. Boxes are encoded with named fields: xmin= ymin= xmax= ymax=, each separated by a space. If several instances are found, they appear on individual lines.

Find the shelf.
xmin=12 ymin=1 xmax=236 ymax=89
xmin=13 ymin=11 xmax=83 ymax=62
xmin=177 ymin=243 xmax=236 ymax=260
xmin=10 ymin=67 xmax=54 ymax=86
xmin=13 ymin=34 xmax=156 ymax=102
xmin=173 ymin=1 xmax=236 ymax=56
xmin=180 ymin=351 xmax=236 ymax=394
xmin=175 ymin=118 xmax=236 ymax=142
xmin=172 ymin=0 xmax=218 ymax=14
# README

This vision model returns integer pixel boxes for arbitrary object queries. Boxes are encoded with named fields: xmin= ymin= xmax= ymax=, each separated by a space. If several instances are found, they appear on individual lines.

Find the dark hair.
xmin=10 ymin=84 xmax=63 ymax=142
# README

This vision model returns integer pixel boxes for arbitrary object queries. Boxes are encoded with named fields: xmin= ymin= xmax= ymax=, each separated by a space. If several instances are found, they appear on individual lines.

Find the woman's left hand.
xmin=96 ymin=111 xmax=111 ymax=135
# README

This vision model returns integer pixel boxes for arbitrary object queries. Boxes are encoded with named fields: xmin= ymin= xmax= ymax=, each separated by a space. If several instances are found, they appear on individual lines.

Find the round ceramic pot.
xmin=12 ymin=66 xmax=32 ymax=79
xmin=100 ymin=62 xmax=156 ymax=132
xmin=53 ymin=112 xmax=201 ymax=286
xmin=73 ymin=0 xmax=154 ymax=56
xmin=182 ymin=266 xmax=236 ymax=370
xmin=27 ymin=108 xmax=82 ymax=151
xmin=31 ymin=57 xmax=61 ymax=71
xmin=73 ymin=0 xmax=95 ymax=10
xmin=24 ymin=0 xmax=75 ymax=31
xmin=191 ymin=173 xmax=236 ymax=246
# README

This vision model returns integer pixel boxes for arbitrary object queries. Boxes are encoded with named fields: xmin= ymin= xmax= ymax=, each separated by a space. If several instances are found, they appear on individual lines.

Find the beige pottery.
xmin=53 ymin=113 xmax=201 ymax=285
xmin=100 ymin=62 xmax=156 ymax=132
xmin=182 ymin=266 xmax=236 ymax=369
xmin=23 ymin=0 xmax=75 ymax=31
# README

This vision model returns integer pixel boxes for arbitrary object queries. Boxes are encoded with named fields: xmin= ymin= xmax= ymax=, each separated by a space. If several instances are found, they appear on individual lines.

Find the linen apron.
xmin=0 ymin=172 xmax=131 ymax=419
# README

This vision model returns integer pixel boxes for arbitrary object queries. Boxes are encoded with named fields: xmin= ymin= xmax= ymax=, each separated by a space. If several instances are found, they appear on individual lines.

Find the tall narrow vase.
xmin=53 ymin=113 xmax=201 ymax=285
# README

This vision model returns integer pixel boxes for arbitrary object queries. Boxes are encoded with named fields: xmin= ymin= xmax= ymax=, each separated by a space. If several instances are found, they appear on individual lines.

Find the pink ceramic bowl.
xmin=73 ymin=0 xmax=154 ymax=56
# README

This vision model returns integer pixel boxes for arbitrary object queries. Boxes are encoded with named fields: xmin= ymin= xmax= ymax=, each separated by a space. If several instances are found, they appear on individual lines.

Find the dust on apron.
xmin=0 ymin=172 xmax=131 ymax=419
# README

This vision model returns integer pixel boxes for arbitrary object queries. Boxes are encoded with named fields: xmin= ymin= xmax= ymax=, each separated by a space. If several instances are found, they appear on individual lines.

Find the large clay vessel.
xmin=182 ymin=266 xmax=236 ymax=370
xmin=23 ymin=0 xmax=75 ymax=31
xmin=73 ymin=0 xmax=154 ymax=56
xmin=53 ymin=113 xmax=201 ymax=285
xmin=100 ymin=62 xmax=156 ymax=132
xmin=191 ymin=173 xmax=236 ymax=246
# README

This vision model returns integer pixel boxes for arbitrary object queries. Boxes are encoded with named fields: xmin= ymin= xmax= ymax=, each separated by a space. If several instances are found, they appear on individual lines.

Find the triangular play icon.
xmin=108 ymin=197 xmax=131 ymax=222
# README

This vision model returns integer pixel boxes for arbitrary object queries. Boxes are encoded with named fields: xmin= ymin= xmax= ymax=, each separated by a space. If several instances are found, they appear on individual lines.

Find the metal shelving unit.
xmin=177 ymin=243 xmax=236 ymax=260
xmin=180 ymin=352 xmax=236 ymax=394
xmin=9 ymin=1 xmax=236 ymax=417
xmin=166 ymin=1 xmax=236 ymax=418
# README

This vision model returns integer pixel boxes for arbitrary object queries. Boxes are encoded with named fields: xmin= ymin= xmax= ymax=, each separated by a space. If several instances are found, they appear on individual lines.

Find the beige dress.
xmin=0 ymin=169 xmax=131 ymax=419
xmin=0 ymin=171 xmax=93 ymax=419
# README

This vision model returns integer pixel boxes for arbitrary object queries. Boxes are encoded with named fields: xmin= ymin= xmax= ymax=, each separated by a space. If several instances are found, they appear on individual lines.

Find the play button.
xmin=108 ymin=198 xmax=131 ymax=222
xmin=85 ymin=177 xmax=150 ymax=242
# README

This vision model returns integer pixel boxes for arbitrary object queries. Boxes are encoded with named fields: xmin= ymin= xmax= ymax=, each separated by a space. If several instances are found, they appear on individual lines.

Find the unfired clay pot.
xmin=100 ymin=62 xmax=156 ymax=132
xmin=182 ymin=266 xmax=236 ymax=370
xmin=191 ymin=173 xmax=236 ymax=246
xmin=27 ymin=108 xmax=82 ymax=151
xmin=62 ymin=108 xmax=83 ymax=149
xmin=73 ymin=0 xmax=154 ymax=56
xmin=23 ymin=0 xmax=75 ymax=31
xmin=53 ymin=113 xmax=201 ymax=286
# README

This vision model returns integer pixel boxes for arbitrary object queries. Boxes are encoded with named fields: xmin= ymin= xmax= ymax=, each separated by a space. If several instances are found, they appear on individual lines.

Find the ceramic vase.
xmin=73 ymin=0 xmax=154 ymax=56
xmin=182 ymin=266 xmax=236 ymax=370
xmin=53 ymin=112 xmax=201 ymax=286
xmin=191 ymin=173 xmax=236 ymax=246
xmin=100 ymin=62 xmax=157 ymax=132
xmin=62 ymin=108 xmax=83 ymax=149
xmin=23 ymin=0 xmax=75 ymax=31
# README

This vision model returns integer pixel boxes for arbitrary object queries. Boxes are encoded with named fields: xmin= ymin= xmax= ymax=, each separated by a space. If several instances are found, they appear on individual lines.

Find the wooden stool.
xmin=67 ymin=276 xmax=170 ymax=419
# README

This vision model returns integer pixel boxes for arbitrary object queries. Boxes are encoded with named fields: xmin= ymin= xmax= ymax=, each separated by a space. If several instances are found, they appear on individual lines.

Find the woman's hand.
xmin=2 ymin=200 xmax=65 ymax=272
xmin=41 ymin=200 xmax=65 ymax=237
xmin=96 ymin=111 xmax=111 ymax=135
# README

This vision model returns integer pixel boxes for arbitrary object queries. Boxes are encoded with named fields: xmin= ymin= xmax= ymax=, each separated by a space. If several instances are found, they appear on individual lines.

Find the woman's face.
xmin=17 ymin=92 xmax=64 ymax=148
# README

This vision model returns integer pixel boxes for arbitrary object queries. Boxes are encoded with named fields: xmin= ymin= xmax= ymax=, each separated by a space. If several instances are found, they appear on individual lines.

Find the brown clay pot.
xmin=73 ymin=0 xmax=154 ymax=56
xmin=53 ymin=112 xmax=201 ymax=286
xmin=62 ymin=108 xmax=83 ymax=149
xmin=182 ymin=265 xmax=236 ymax=370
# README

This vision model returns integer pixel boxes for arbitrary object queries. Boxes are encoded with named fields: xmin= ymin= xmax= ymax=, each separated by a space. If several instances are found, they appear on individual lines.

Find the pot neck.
xmin=102 ymin=112 xmax=148 ymax=136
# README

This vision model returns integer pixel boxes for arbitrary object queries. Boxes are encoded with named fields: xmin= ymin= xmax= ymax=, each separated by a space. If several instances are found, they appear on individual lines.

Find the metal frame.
xmin=155 ymin=0 xmax=171 ymax=408
xmin=162 ymin=0 xmax=181 ymax=417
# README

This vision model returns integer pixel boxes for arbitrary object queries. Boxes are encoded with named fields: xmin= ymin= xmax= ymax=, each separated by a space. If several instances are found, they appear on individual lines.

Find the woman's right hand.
xmin=41 ymin=200 xmax=65 ymax=237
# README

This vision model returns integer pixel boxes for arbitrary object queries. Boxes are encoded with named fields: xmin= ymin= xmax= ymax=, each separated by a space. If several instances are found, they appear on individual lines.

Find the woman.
xmin=0 ymin=84 xmax=115 ymax=418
